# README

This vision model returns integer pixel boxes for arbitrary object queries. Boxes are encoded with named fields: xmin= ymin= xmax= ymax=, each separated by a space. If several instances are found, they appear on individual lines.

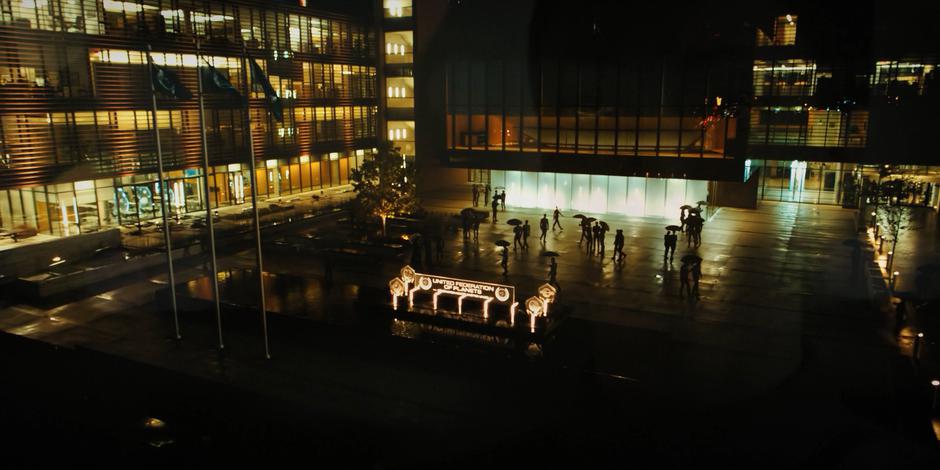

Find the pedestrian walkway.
xmin=1 ymin=197 xmax=937 ymax=465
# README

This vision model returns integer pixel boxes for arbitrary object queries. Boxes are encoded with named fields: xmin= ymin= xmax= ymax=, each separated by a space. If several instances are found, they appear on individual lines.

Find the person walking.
xmin=548 ymin=256 xmax=558 ymax=288
xmin=500 ymin=246 xmax=509 ymax=275
xmin=539 ymin=214 xmax=549 ymax=243
xmin=579 ymin=218 xmax=590 ymax=245
xmin=552 ymin=207 xmax=563 ymax=230
xmin=591 ymin=222 xmax=601 ymax=255
xmin=472 ymin=217 xmax=480 ymax=240
xmin=679 ymin=261 xmax=691 ymax=298
xmin=691 ymin=261 xmax=702 ymax=298
xmin=491 ymin=196 xmax=499 ymax=223
xmin=471 ymin=184 xmax=479 ymax=207
xmin=680 ymin=208 xmax=688 ymax=233
xmin=500 ymin=190 xmax=506 ymax=211
xmin=522 ymin=220 xmax=531 ymax=250
xmin=597 ymin=223 xmax=607 ymax=256
xmin=513 ymin=224 xmax=523 ymax=251
xmin=484 ymin=184 xmax=491 ymax=208
xmin=666 ymin=230 xmax=678 ymax=261
xmin=613 ymin=229 xmax=625 ymax=262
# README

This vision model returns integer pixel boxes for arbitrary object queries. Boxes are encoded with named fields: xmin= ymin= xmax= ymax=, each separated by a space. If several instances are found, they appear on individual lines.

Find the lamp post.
xmin=913 ymin=332 xmax=924 ymax=362
xmin=931 ymin=379 xmax=939 ymax=413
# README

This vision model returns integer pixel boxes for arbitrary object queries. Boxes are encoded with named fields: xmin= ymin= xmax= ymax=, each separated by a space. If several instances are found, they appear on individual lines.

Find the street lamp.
xmin=891 ymin=271 xmax=899 ymax=291
xmin=931 ymin=379 xmax=939 ymax=413
xmin=913 ymin=332 xmax=924 ymax=362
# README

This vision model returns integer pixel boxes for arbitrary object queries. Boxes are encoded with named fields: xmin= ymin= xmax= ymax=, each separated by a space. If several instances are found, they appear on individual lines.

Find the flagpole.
xmin=195 ymin=39 xmax=224 ymax=350
xmin=146 ymin=45 xmax=181 ymax=340
xmin=240 ymin=42 xmax=271 ymax=359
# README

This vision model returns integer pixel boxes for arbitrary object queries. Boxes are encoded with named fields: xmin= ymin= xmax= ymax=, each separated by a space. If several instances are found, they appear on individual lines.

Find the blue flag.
xmin=150 ymin=59 xmax=192 ymax=99
xmin=199 ymin=63 xmax=241 ymax=98
xmin=249 ymin=59 xmax=283 ymax=122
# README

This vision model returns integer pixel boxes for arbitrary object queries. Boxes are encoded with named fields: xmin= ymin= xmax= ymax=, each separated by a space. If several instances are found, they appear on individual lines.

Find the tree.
xmin=349 ymin=143 xmax=417 ymax=236
xmin=878 ymin=202 xmax=914 ymax=276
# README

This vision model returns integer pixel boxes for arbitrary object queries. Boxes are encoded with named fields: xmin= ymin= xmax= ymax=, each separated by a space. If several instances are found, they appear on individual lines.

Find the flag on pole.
xmin=248 ymin=58 xmax=283 ymax=122
xmin=150 ymin=57 xmax=192 ymax=99
xmin=199 ymin=62 xmax=241 ymax=98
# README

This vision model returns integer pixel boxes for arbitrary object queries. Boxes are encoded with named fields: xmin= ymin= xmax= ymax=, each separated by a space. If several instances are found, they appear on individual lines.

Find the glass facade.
xmin=0 ymin=0 xmax=379 ymax=236
xmin=0 ymin=148 xmax=374 ymax=234
xmin=489 ymin=170 xmax=708 ymax=218
xmin=446 ymin=60 xmax=740 ymax=159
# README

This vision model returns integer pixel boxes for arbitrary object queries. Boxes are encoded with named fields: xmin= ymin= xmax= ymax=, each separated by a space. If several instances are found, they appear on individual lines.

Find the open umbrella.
xmin=541 ymin=251 xmax=560 ymax=257
xmin=680 ymin=204 xmax=693 ymax=210
xmin=573 ymin=214 xmax=587 ymax=219
xmin=681 ymin=254 xmax=702 ymax=264
xmin=494 ymin=240 xmax=511 ymax=247
xmin=688 ymin=207 xmax=702 ymax=214
xmin=666 ymin=225 xmax=682 ymax=232
xmin=696 ymin=200 xmax=707 ymax=206
xmin=599 ymin=221 xmax=610 ymax=231
xmin=506 ymin=218 xmax=523 ymax=226
xmin=586 ymin=217 xmax=597 ymax=223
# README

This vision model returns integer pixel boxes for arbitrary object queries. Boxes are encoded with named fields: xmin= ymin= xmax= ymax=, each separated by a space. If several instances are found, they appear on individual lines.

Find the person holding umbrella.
xmin=553 ymin=207 xmax=563 ymax=230
xmin=691 ymin=259 xmax=702 ymax=298
xmin=539 ymin=214 xmax=549 ymax=243
xmin=523 ymin=220 xmax=531 ymax=250
xmin=664 ymin=225 xmax=681 ymax=261
xmin=680 ymin=205 xmax=691 ymax=233
xmin=679 ymin=259 xmax=692 ymax=298
xmin=591 ymin=221 xmax=601 ymax=255
xmin=597 ymin=221 xmax=609 ymax=256
xmin=513 ymin=223 xmax=523 ymax=251
xmin=579 ymin=217 xmax=590 ymax=245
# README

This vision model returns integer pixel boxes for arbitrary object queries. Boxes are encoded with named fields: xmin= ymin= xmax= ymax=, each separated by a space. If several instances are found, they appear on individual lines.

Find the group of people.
xmin=579 ymin=219 xmax=609 ymax=256
xmin=461 ymin=211 xmax=482 ymax=240
xmin=470 ymin=183 xmax=491 ymax=208
xmin=680 ymin=207 xmax=705 ymax=248
xmin=490 ymin=191 xmax=507 ymax=222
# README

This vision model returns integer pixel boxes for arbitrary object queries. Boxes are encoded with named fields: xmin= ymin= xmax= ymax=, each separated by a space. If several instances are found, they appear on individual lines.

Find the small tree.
xmin=878 ymin=203 xmax=913 ymax=275
xmin=350 ymin=143 xmax=417 ymax=236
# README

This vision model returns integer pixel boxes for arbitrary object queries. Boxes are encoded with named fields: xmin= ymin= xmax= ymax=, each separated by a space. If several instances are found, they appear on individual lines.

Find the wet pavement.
xmin=1 ymin=199 xmax=939 ymax=466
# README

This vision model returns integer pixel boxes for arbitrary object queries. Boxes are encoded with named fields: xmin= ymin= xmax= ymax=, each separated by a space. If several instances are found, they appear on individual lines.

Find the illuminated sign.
xmin=389 ymin=266 xmax=556 ymax=332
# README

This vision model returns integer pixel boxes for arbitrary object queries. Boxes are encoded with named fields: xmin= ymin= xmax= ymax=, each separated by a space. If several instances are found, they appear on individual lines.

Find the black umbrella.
xmin=688 ymin=207 xmax=702 ymax=214
xmin=681 ymin=254 xmax=702 ymax=264
xmin=666 ymin=225 xmax=682 ymax=231
xmin=507 ymin=218 xmax=523 ymax=226
xmin=599 ymin=221 xmax=610 ymax=231
xmin=697 ymin=200 xmax=707 ymax=206
xmin=680 ymin=205 xmax=693 ymax=210
xmin=494 ymin=240 xmax=511 ymax=247
xmin=842 ymin=239 xmax=862 ymax=247
xmin=541 ymin=251 xmax=560 ymax=257
xmin=573 ymin=214 xmax=587 ymax=219
xmin=586 ymin=217 xmax=597 ymax=223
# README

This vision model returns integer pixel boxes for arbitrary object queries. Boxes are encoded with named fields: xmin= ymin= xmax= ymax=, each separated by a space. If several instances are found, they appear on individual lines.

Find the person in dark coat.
xmin=613 ymin=229 xmax=625 ymax=262
xmin=499 ymin=190 xmax=506 ymax=210
xmin=484 ymin=184 xmax=491 ymax=207
xmin=552 ymin=207 xmax=563 ymax=230
xmin=471 ymin=184 xmax=479 ymax=207
xmin=679 ymin=261 xmax=691 ymax=298
xmin=591 ymin=222 xmax=601 ymax=255
xmin=491 ymin=197 xmax=499 ymax=223
xmin=539 ymin=214 xmax=549 ymax=243
xmin=691 ymin=261 xmax=702 ymax=298
xmin=500 ymin=246 xmax=509 ymax=274
xmin=522 ymin=220 xmax=531 ymax=250
xmin=513 ymin=224 xmax=523 ymax=251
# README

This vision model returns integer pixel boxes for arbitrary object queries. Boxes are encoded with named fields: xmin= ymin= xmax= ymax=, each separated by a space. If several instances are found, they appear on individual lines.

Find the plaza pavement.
xmin=1 ymin=198 xmax=937 ymax=466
